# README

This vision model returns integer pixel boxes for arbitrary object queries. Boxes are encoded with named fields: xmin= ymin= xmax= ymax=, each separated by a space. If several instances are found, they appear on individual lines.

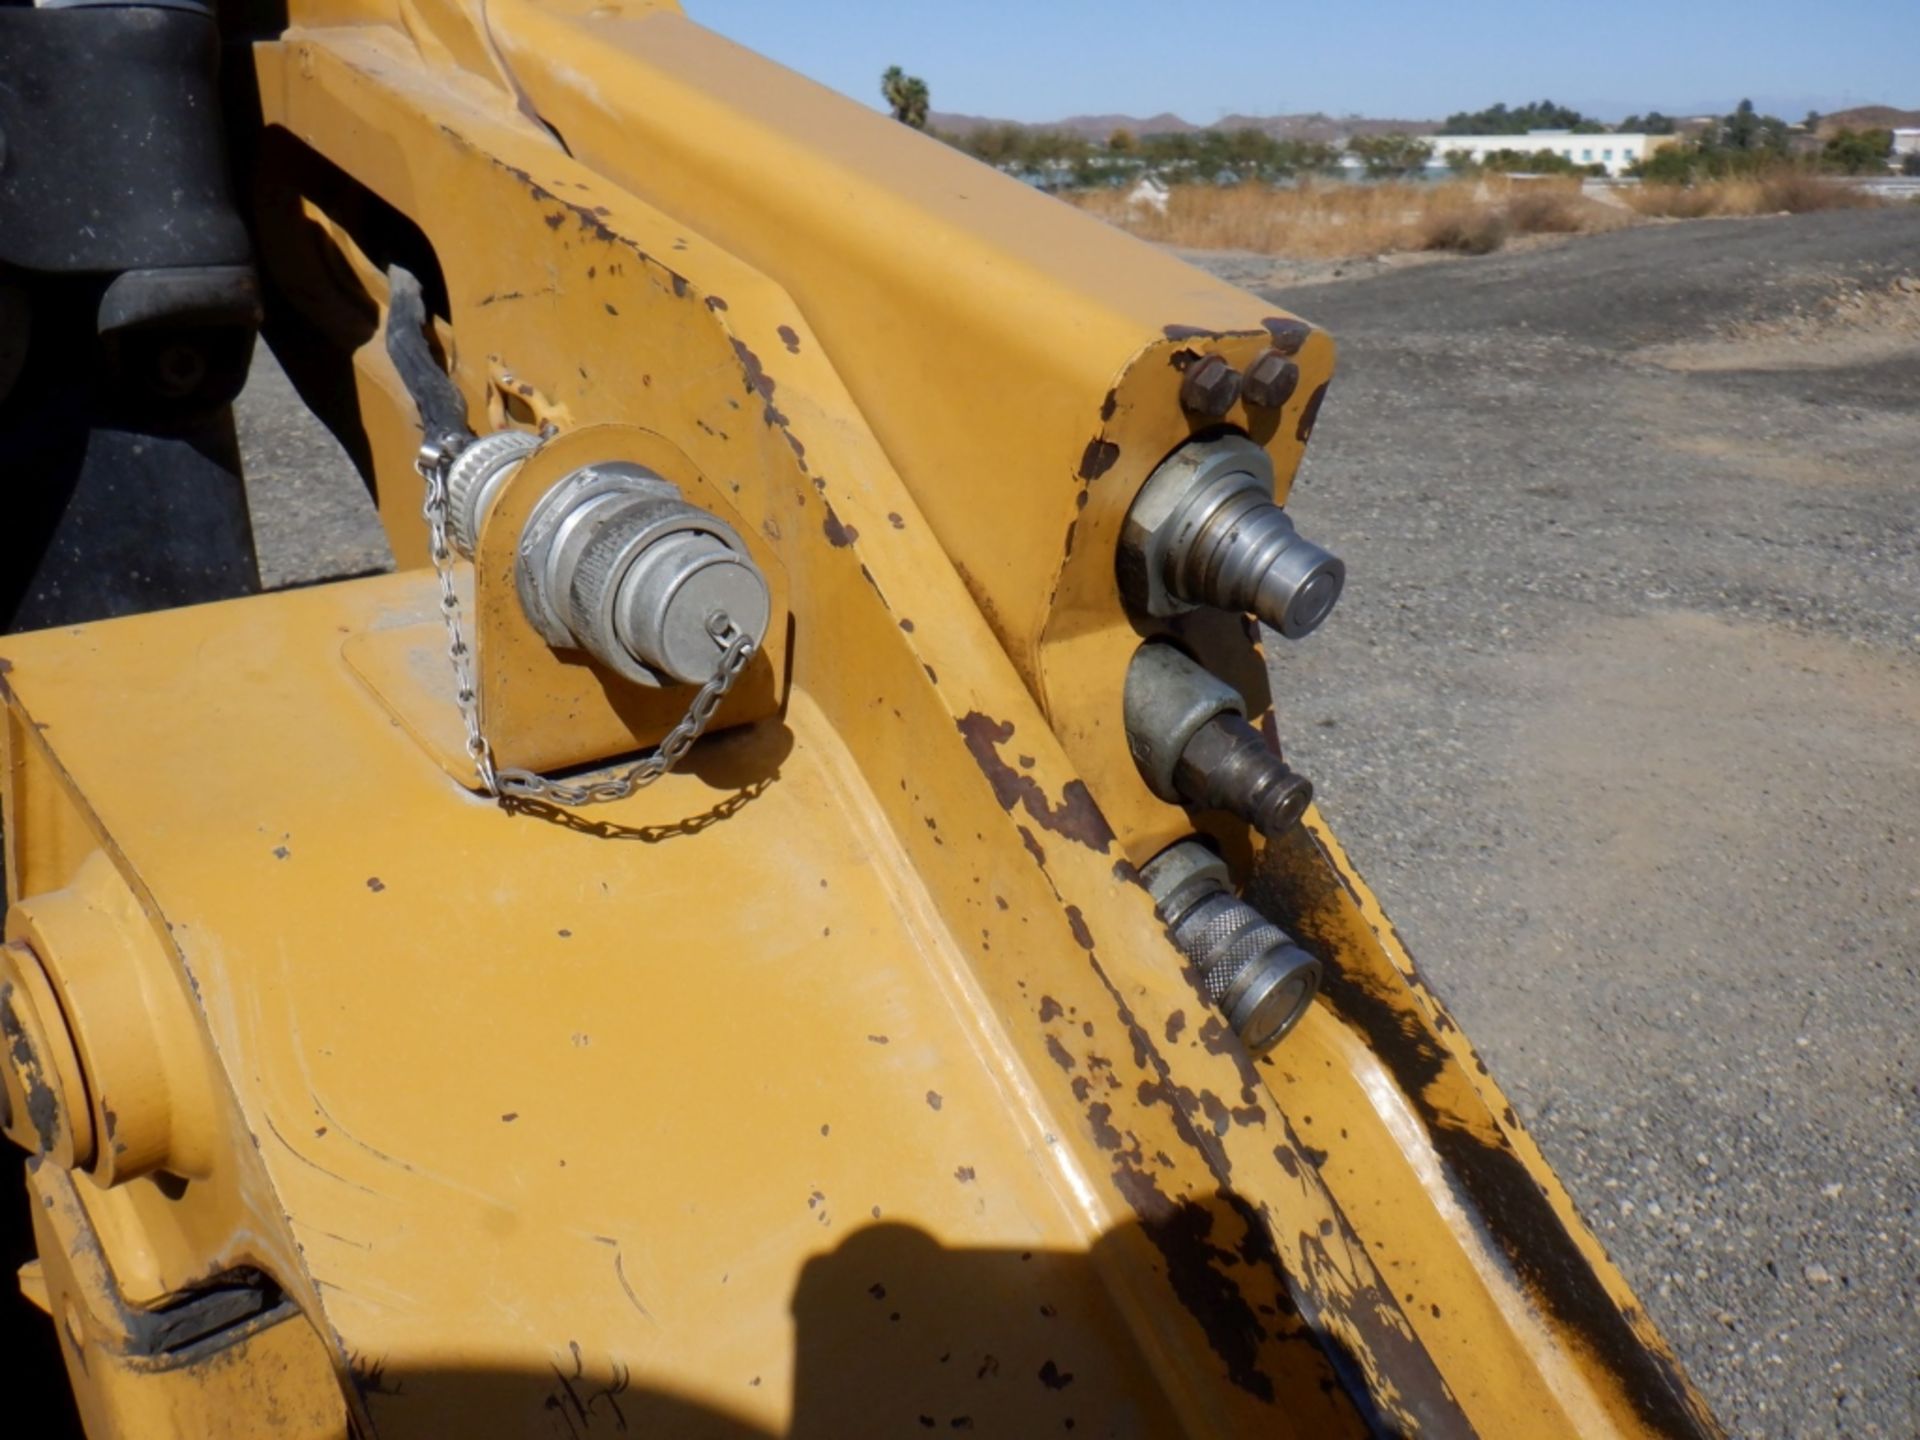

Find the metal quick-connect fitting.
xmin=1117 ymin=435 xmax=1345 ymax=640
xmin=515 ymin=460 xmax=770 ymax=687
xmin=1140 ymin=840 xmax=1321 ymax=1054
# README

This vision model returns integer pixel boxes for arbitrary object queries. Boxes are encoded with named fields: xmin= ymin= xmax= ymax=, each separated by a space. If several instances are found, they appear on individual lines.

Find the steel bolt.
xmin=1179 ymin=354 xmax=1242 ymax=417
xmin=1242 ymin=349 xmax=1301 ymax=410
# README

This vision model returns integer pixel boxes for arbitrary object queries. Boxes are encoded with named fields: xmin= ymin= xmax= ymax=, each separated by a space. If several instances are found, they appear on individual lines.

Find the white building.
xmin=1893 ymin=129 xmax=1920 ymax=160
xmin=1425 ymin=129 xmax=1667 ymax=177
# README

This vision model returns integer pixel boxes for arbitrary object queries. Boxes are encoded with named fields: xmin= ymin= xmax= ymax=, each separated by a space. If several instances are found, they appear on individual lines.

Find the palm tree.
xmin=881 ymin=66 xmax=930 ymax=131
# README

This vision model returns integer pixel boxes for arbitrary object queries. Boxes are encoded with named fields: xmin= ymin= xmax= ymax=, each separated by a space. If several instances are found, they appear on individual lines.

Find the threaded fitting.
xmin=1117 ymin=435 xmax=1345 ymax=640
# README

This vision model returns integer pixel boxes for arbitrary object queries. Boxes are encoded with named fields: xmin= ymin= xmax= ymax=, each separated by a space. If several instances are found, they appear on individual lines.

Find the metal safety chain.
xmin=415 ymin=438 xmax=756 ymax=806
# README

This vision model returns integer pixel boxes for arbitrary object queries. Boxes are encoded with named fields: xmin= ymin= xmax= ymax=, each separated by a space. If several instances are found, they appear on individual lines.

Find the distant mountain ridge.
xmin=929 ymin=109 xmax=1436 ymax=139
xmin=927 ymin=104 xmax=1915 ymax=140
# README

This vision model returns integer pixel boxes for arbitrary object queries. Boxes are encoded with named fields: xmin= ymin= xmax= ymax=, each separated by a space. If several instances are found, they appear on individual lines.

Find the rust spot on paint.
xmin=1295 ymin=382 xmax=1329 ymax=442
xmin=1086 ymin=1103 xmax=1122 ymax=1151
xmin=1045 ymin=1035 xmax=1075 ymax=1071
xmin=1162 ymin=324 xmax=1218 ymax=341
xmin=823 ymin=505 xmax=859 ymax=547
xmin=926 ymin=1091 xmax=943 ymax=1111
xmin=954 ymin=1166 xmax=975 ymax=1184
xmin=777 ymin=324 xmax=801 ymax=353
xmin=604 ymin=302 xmax=620 ymax=317
xmin=1039 ymin=996 xmax=1064 ymax=1022
xmin=1064 ymin=906 xmax=1095 ymax=951
xmin=705 ymin=295 xmax=728 ymax=311
xmin=1261 ymin=318 xmax=1314 ymax=354
xmin=1077 ymin=438 xmax=1120 ymax=481
xmin=1017 ymin=825 xmax=1046 ymax=866
xmin=1165 ymin=1011 xmax=1187 ymax=1043
xmin=1038 ymin=1360 xmax=1076 ymax=1390
xmin=899 ymin=618 xmax=915 ymax=632
xmin=955 ymin=714 xmax=1117 ymax=854
xmin=365 ymin=877 xmax=385 ymax=893
xmin=887 ymin=512 xmax=905 ymax=529
xmin=1100 ymin=389 xmax=1118 ymax=421
xmin=543 ymin=212 xmax=566 ymax=230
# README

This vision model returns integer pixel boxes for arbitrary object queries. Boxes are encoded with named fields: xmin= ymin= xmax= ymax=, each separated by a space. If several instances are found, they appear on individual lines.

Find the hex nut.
xmin=1242 ymin=350 xmax=1301 ymax=410
xmin=1179 ymin=354 xmax=1242 ymax=417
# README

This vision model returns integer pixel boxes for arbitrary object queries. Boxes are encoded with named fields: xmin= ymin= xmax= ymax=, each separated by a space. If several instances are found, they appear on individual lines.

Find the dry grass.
xmin=1623 ymin=172 xmax=1880 ymax=218
xmin=1070 ymin=176 xmax=1630 ymax=259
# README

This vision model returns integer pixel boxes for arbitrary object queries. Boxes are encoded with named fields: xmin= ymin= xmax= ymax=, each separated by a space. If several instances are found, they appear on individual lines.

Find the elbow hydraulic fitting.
xmin=1124 ymin=643 xmax=1313 ymax=838
xmin=1141 ymin=840 xmax=1321 ymax=1054
xmin=1117 ymin=435 xmax=1344 ymax=640
xmin=447 ymin=436 xmax=770 ymax=686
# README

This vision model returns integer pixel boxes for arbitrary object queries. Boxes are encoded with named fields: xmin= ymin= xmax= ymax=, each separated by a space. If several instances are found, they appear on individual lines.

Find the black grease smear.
xmin=1295 ymin=382 xmax=1329 ymax=443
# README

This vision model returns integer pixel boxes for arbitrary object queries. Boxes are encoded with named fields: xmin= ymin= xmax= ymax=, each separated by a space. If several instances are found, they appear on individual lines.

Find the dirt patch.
xmin=1641 ymin=273 xmax=1920 ymax=372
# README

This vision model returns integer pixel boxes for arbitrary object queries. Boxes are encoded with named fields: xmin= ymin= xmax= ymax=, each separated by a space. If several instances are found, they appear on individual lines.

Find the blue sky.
xmin=685 ymin=1 xmax=1911 ymax=124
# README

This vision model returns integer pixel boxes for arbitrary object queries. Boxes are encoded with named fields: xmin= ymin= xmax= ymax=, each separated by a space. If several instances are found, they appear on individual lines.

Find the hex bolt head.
xmin=1179 ymin=354 xmax=1242 ymax=418
xmin=1242 ymin=350 xmax=1301 ymax=410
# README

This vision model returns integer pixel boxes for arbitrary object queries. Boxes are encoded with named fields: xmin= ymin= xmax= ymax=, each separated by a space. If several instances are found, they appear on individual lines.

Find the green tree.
xmin=1348 ymin=132 xmax=1435 ymax=178
xmin=1717 ymin=98 xmax=1788 ymax=155
xmin=880 ymin=66 xmax=929 ymax=130
xmin=1619 ymin=112 xmax=1678 ymax=135
xmin=1107 ymin=128 xmax=1136 ymax=155
xmin=1821 ymin=127 xmax=1892 ymax=174
xmin=1443 ymin=99 xmax=1588 ymax=134
xmin=1481 ymin=147 xmax=1592 ymax=176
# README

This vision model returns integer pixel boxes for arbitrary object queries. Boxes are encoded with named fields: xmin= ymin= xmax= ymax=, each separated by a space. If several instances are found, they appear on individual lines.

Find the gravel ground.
xmin=229 ymin=208 xmax=1920 ymax=1436
xmin=1208 ymin=207 xmax=1920 ymax=1439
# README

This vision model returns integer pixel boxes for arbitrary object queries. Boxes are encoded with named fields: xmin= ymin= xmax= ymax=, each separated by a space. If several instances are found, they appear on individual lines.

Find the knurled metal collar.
xmin=446 ymin=429 xmax=542 ymax=557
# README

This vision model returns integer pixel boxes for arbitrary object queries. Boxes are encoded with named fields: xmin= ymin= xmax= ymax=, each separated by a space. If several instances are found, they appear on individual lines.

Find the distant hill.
xmin=930 ymin=110 xmax=1201 ymax=137
xmin=1216 ymin=113 xmax=1441 ymax=140
xmin=930 ymin=109 xmax=1439 ymax=140
xmin=1056 ymin=112 xmax=1201 ymax=137
xmin=927 ymin=103 xmax=1913 ymax=143
xmin=1817 ymin=104 xmax=1920 ymax=135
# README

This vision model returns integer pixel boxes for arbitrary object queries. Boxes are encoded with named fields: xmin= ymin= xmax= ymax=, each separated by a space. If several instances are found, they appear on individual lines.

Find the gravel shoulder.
xmin=1198 ymin=205 xmax=1920 ymax=1439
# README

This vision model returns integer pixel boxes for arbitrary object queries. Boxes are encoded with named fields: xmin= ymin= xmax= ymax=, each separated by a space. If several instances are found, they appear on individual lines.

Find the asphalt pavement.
xmin=234 ymin=206 xmax=1920 ymax=1438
